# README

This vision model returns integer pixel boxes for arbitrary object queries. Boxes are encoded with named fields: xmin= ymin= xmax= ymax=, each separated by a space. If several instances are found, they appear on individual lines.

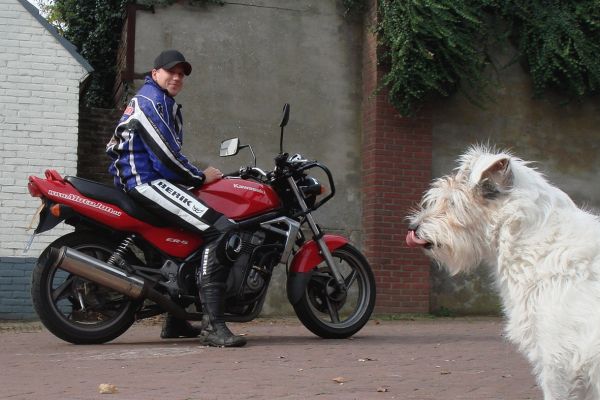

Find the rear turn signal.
xmin=50 ymin=204 xmax=61 ymax=217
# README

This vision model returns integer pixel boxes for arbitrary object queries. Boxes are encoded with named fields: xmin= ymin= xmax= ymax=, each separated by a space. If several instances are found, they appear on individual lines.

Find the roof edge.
xmin=17 ymin=0 xmax=94 ymax=74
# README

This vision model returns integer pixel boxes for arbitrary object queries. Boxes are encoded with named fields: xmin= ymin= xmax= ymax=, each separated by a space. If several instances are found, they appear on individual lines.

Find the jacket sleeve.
xmin=128 ymin=96 xmax=205 ymax=187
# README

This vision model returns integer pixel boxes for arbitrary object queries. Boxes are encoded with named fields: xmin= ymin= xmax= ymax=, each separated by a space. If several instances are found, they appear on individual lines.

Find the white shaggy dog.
xmin=406 ymin=145 xmax=600 ymax=400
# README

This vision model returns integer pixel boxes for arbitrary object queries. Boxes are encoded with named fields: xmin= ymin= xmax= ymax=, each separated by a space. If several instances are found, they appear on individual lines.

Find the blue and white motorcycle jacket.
xmin=106 ymin=76 xmax=205 ymax=191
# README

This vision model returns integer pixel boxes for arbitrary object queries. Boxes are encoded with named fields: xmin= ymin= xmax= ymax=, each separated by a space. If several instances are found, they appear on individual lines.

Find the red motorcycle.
xmin=26 ymin=104 xmax=376 ymax=344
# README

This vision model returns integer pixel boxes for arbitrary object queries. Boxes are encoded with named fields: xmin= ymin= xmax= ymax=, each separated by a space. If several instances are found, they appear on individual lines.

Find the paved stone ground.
xmin=0 ymin=317 xmax=541 ymax=400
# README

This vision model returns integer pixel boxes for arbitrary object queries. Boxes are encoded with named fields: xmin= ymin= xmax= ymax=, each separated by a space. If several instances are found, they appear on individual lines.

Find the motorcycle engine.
xmin=225 ymin=230 xmax=270 ymax=300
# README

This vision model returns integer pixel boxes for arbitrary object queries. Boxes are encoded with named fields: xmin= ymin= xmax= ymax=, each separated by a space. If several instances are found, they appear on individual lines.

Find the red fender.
xmin=286 ymin=234 xmax=349 ymax=305
xmin=289 ymin=234 xmax=349 ymax=273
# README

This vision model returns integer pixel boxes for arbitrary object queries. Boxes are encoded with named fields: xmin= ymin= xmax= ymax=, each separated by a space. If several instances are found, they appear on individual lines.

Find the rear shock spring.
xmin=107 ymin=235 xmax=136 ymax=268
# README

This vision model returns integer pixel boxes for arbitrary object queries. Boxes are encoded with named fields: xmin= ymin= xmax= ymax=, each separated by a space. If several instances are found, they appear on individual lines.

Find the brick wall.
xmin=0 ymin=0 xmax=89 ymax=318
xmin=361 ymin=0 xmax=433 ymax=313
xmin=78 ymin=107 xmax=122 ymax=184
xmin=0 ymin=257 xmax=37 ymax=319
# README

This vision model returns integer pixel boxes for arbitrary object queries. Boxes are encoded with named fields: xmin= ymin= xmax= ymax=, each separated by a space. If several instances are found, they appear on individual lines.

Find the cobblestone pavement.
xmin=0 ymin=317 xmax=541 ymax=400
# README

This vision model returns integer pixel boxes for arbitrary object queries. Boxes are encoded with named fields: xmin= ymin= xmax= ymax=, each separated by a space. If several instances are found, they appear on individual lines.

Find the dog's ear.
xmin=471 ymin=156 xmax=513 ymax=199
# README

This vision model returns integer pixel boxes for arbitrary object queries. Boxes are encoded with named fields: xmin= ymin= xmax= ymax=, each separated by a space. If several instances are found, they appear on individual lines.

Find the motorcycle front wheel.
xmin=31 ymin=232 xmax=139 ymax=344
xmin=293 ymin=243 xmax=376 ymax=339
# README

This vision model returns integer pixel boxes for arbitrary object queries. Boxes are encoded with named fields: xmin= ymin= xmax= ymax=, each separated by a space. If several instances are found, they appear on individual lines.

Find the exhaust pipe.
xmin=49 ymin=246 xmax=189 ymax=319
xmin=50 ymin=246 xmax=146 ymax=298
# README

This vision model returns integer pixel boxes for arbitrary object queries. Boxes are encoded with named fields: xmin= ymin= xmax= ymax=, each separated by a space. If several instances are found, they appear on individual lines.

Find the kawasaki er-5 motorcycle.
xmin=26 ymin=104 xmax=376 ymax=344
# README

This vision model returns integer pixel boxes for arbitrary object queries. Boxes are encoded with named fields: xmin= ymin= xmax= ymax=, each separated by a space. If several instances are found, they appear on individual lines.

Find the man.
xmin=106 ymin=50 xmax=246 ymax=347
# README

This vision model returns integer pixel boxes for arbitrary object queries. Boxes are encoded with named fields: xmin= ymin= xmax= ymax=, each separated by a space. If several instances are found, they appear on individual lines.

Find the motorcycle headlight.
xmin=298 ymin=176 xmax=323 ymax=207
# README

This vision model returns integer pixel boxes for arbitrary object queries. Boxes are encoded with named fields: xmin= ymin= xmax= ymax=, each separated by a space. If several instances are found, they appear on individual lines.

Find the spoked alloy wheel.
xmin=31 ymin=232 xmax=138 ymax=344
xmin=293 ymin=243 xmax=376 ymax=339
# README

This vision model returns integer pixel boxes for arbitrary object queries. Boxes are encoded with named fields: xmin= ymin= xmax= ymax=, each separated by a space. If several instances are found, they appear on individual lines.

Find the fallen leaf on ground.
xmin=332 ymin=376 xmax=349 ymax=384
xmin=98 ymin=383 xmax=117 ymax=394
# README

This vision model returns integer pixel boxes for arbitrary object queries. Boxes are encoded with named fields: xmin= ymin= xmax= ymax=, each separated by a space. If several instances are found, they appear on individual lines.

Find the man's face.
xmin=152 ymin=64 xmax=186 ymax=97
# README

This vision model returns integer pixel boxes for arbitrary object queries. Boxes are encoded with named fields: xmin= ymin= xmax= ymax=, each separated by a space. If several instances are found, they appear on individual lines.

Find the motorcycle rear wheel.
xmin=31 ymin=232 xmax=139 ymax=344
xmin=293 ymin=243 xmax=376 ymax=339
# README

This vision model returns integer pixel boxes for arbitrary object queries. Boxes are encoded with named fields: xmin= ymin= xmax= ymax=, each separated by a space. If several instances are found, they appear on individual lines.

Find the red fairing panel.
xmin=289 ymin=235 xmax=349 ymax=273
xmin=28 ymin=173 xmax=202 ymax=258
xmin=193 ymin=178 xmax=281 ymax=220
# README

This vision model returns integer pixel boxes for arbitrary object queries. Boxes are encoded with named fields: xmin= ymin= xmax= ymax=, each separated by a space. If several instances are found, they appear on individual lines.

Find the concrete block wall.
xmin=132 ymin=0 xmax=365 ymax=241
xmin=0 ymin=0 xmax=90 ymax=319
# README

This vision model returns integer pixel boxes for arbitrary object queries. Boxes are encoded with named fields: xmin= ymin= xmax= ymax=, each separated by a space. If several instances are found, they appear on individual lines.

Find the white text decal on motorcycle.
xmin=233 ymin=183 xmax=266 ymax=195
xmin=166 ymin=237 xmax=189 ymax=245
xmin=48 ymin=190 xmax=123 ymax=217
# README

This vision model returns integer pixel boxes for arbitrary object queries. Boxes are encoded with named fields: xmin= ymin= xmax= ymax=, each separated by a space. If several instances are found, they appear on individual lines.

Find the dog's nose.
xmin=408 ymin=223 xmax=419 ymax=232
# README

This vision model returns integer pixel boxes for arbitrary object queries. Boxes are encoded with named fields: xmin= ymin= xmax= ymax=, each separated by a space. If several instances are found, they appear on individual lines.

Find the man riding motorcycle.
xmin=105 ymin=49 xmax=246 ymax=347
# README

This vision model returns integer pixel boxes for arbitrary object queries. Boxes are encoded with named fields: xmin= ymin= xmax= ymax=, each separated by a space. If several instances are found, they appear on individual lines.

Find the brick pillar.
xmin=78 ymin=107 xmax=123 ymax=184
xmin=361 ymin=0 xmax=432 ymax=313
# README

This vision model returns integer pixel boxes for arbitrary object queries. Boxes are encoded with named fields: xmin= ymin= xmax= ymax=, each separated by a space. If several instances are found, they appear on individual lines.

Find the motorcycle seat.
xmin=64 ymin=176 xmax=167 ymax=227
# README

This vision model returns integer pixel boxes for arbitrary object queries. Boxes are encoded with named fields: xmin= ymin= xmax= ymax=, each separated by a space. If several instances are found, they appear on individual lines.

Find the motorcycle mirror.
xmin=279 ymin=103 xmax=290 ymax=128
xmin=279 ymin=103 xmax=290 ymax=154
xmin=220 ymin=138 xmax=240 ymax=157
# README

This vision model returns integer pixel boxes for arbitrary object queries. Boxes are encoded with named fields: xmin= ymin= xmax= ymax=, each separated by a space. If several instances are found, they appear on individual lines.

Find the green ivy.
xmin=341 ymin=0 xmax=367 ymax=15
xmin=39 ymin=0 xmax=128 ymax=108
xmin=497 ymin=0 xmax=600 ymax=98
xmin=374 ymin=0 xmax=600 ymax=115
xmin=41 ymin=0 xmax=600 ymax=113
xmin=377 ymin=0 xmax=491 ymax=115
xmin=39 ymin=0 xmax=222 ymax=108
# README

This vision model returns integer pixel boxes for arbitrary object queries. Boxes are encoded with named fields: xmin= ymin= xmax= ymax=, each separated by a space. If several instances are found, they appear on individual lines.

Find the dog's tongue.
xmin=406 ymin=230 xmax=428 ymax=248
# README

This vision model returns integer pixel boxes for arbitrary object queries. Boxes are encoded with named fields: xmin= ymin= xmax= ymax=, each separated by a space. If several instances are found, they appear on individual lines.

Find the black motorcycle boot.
xmin=200 ymin=283 xmax=247 ymax=347
xmin=197 ymin=237 xmax=246 ymax=347
xmin=160 ymin=314 xmax=201 ymax=339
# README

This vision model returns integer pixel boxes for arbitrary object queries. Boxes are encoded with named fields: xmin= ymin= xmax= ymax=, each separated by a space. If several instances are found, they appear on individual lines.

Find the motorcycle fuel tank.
xmin=194 ymin=178 xmax=281 ymax=220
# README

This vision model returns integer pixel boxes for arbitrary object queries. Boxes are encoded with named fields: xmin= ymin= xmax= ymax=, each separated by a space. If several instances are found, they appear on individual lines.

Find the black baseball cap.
xmin=153 ymin=50 xmax=192 ymax=75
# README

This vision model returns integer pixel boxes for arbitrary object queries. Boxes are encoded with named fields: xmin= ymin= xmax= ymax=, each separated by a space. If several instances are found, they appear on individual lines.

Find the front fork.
xmin=287 ymin=177 xmax=347 ymax=292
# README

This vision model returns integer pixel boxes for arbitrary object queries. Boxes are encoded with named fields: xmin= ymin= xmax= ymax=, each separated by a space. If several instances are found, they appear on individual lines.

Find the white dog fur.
xmin=406 ymin=145 xmax=600 ymax=400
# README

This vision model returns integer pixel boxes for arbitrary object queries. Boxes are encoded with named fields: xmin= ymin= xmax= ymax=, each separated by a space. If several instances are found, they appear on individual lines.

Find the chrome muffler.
xmin=49 ymin=246 xmax=189 ymax=319
xmin=50 ymin=246 xmax=147 ymax=298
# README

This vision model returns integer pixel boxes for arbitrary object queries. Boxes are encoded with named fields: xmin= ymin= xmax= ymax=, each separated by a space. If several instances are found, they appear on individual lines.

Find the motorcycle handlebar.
xmin=225 ymin=166 xmax=269 ymax=180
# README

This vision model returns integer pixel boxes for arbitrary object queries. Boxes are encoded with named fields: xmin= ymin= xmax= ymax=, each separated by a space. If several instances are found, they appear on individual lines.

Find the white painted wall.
xmin=0 ymin=0 xmax=89 ymax=257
